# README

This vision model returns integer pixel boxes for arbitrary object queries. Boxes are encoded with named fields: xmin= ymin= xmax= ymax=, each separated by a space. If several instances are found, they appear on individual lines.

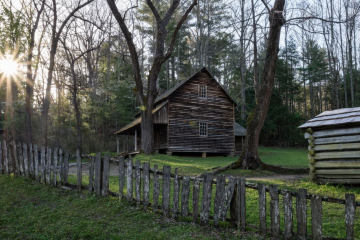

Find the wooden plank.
xmin=23 ymin=143 xmax=29 ymax=178
xmin=172 ymin=168 xmax=180 ymax=219
xmin=311 ymin=195 xmax=322 ymax=240
xmin=283 ymin=191 xmax=293 ymax=240
xmin=239 ymin=177 xmax=246 ymax=231
xmin=314 ymin=135 xmax=360 ymax=145
xmin=153 ymin=164 xmax=160 ymax=212
xmin=297 ymin=188 xmax=307 ymax=240
xmin=40 ymin=146 xmax=46 ymax=183
xmin=162 ymin=166 xmax=171 ymax=217
xmin=345 ymin=194 xmax=356 ymax=240
xmin=269 ymin=185 xmax=280 ymax=238
xmin=126 ymin=159 xmax=133 ymax=202
xmin=2 ymin=141 xmax=7 ymax=174
xmin=18 ymin=143 xmax=24 ymax=176
xmin=102 ymin=154 xmax=110 ymax=197
xmin=230 ymin=178 xmax=240 ymax=229
xmin=316 ymin=169 xmax=360 ymax=175
xmin=11 ymin=142 xmax=18 ymax=175
xmin=214 ymin=175 xmax=225 ymax=227
xmin=314 ymin=151 xmax=360 ymax=160
xmin=53 ymin=147 xmax=58 ymax=186
xmin=200 ymin=173 xmax=214 ymax=225
xmin=313 ymin=142 xmax=360 ymax=152
xmin=34 ymin=145 xmax=39 ymax=182
xmin=315 ymin=160 xmax=360 ymax=169
xmin=94 ymin=152 xmax=102 ymax=195
xmin=305 ymin=127 xmax=360 ymax=139
xmin=89 ymin=156 xmax=94 ymax=193
xmin=181 ymin=176 xmax=190 ymax=217
xmin=118 ymin=157 xmax=125 ymax=200
xmin=192 ymin=178 xmax=200 ymax=223
xmin=29 ymin=144 xmax=34 ymax=178
xmin=135 ymin=160 xmax=141 ymax=208
xmin=63 ymin=150 xmax=69 ymax=184
xmin=76 ymin=150 xmax=82 ymax=193
xmin=46 ymin=147 xmax=52 ymax=185
xmin=143 ymin=162 xmax=150 ymax=210
xmin=258 ymin=183 xmax=266 ymax=234
xmin=220 ymin=176 xmax=236 ymax=221
xmin=58 ymin=148 xmax=63 ymax=184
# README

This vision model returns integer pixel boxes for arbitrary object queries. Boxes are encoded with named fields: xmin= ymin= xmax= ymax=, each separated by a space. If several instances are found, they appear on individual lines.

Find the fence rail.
xmin=0 ymin=140 xmax=358 ymax=240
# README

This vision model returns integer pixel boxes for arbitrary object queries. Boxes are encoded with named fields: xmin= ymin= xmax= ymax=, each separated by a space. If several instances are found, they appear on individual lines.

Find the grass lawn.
xmin=0 ymin=175 xmax=262 ymax=240
xmin=132 ymin=147 xmax=308 ymax=177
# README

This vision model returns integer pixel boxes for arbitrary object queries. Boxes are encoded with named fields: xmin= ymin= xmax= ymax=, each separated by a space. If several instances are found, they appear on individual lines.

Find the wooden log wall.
xmin=305 ymin=127 xmax=360 ymax=184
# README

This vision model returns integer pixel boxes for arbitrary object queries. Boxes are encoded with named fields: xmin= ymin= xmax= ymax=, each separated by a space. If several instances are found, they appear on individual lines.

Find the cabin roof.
xmin=155 ymin=67 xmax=237 ymax=105
xmin=235 ymin=122 xmax=247 ymax=136
xmin=115 ymin=101 xmax=168 ymax=135
xmin=298 ymin=107 xmax=360 ymax=129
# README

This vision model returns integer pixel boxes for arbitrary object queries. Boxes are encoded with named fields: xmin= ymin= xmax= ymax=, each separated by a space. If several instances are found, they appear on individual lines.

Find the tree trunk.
xmin=235 ymin=0 xmax=286 ymax=170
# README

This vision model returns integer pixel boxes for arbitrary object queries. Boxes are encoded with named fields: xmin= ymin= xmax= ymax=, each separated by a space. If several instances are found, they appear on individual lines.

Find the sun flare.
xmin=0 ymin=56 xmax=18 ymax=77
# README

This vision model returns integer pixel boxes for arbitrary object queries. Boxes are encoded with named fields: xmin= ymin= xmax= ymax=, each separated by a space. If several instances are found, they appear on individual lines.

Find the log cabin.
xmin=299 ymin=107 xmax=360 ymax=184
xmin=115 ymin=67 xmax=246 ymax=156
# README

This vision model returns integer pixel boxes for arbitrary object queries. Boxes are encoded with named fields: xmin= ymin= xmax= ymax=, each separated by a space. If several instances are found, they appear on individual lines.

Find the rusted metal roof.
xmin=115 ymin=101 xmax=168 ymax=135
xmin=298 ymin=107 xmax=360 ymax=129
xmin=235 ymin=122 xmax=247 ymax=136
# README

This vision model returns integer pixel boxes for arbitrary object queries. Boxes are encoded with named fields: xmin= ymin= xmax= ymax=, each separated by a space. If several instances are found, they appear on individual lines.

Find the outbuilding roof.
xmin=298 ymin=107 xmax=360 ymax=129
xmin=235 ymin=122 xmax=247 ymax=136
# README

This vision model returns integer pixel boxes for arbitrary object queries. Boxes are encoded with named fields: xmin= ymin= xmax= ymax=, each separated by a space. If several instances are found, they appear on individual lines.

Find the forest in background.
xmin=0 ymin=0 xmax=359 ymax=154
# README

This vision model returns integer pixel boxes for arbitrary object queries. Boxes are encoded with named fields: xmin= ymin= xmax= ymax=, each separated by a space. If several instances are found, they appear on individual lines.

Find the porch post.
xmin=134 ymin=129 xmax=137 ymax=152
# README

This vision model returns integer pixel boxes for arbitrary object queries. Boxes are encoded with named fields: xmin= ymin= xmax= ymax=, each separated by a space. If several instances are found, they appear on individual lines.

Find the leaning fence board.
xmin=118 ymin=157 xmax=125 ymax=199
xmin=172 ymin=168 xmax=180 ymax=219
xmin=143 ymin=162 xmax=150 ymax=210
xmin=214 ymin=175 xmax=225 ymax=227
xmin=63 ymin=150 xmax=69 ymax=184
xmin=41 ymin=146 xmax=46 ymax=183
xmin=181 ymin=176 xmax=190 ymax=217
xmin=311 ymin=195 xmax=322 ymax=240
xmin=162 ymin=166 xmax=171 ymax=217
xmin=89 ymin=156 xmax=94 ymax=193
xmin=76 ymin=150 xmax=82 ymax=193
xmin=94 ymin=152 xmax=102 ymax=195
xmin=102 ymin=154 xmax=110 ymax=197
xmin=258 ymin=183 xmax=266 ymax=234
xmin=53 ymin=147 xmax=58 ymax=186
xmin=23 ymin=143 xmax=29 ymax=178
xmin=153 ymin=164 xmax=160 ymax=212
xmin=135 ymin=160 xmax=141 ymax=208
xmin=46 ymin=147 xmax=52 ymax=185
xmin=239 ymin=177 xmax=246 ymax=231
xmin=220 ymin=176 xmax=236 ymax=221
xmin=314 ymin=151 xmax=360 ymax=160
xmin=345 ymin=194 xmax=356 ymax=240
xmin=314 ymin=135 xmax=360 ymax=145
xmin=126 ymin=159 xmax=133 ymax=202
xmin=297 ymin=188 xmax=307 ymax=240
xmin=283 ymin=191 xmax=293 ymax=239
xmin=192 ymin=178 xmax=200 ymax=223
xmin=269 ymin=185 xmax=280 ymax=238
xmin=200 ymin=173 xmax=214 ymax=225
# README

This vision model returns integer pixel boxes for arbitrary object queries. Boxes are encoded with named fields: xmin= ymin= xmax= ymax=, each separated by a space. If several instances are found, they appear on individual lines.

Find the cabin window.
xmin=198 ymin=85 xmax=207 ymax=98
xmin=199 ymin=122 xmax=208 ymax=136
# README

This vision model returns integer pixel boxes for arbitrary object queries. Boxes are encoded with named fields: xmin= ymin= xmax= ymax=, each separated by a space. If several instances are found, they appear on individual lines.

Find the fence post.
xmin=214 ymin=175 xmax=225 ymax=227
xmin=102 ymin=154 xmax=110 ymax=197
xmin=192 ymin=178 xmax=200 ymax=223
xmin=269 ymin=184 xmax=280 ymax=238
xmin=89 ymin=156 xmax=94 ymax=193
xmin=18 ymin=143 xmax=24 ymax=176
xmin=181 ymin=176 xmax=190 ymax=217
xmin=23 ymin=143 xmax=29 ymax=178
xmin=172 ymin=168 xmax=180 ymax=220
xmin=53 ymin=147 xmax=58 ymax=186
xmin=153 ymin=164 xmax=160 ymax=212
xmin=283 ymin=191 xmax=293 ymax=239
xmin=118 ymin=157 xmax=125 ymax=200
xmin=162 ymin=166 xmax=171 ymax=217
xmin=345 ymin=193 xmax=356 ymax=240
xmin=135 ymin=160 xmax=141 ymax=208
xmin=220 ymin=176 xmax=236 ymax=221
xmin=94 ymin=152 xmax=102 ymax=195
xmin=297 ymin=188 xmax=307 ymax=240
xmin=258 ymin=183 xmax=266 ymax=235
xmin=311 ymin=195 xmax=322 ymax=240
xmin=58 ymin=148 xmax=63 ymax=184
xmin=200 ymin=173 xmax=214 ymax=225
xmin=46 ymin=147 xmax=52 ymax=185
xmin=41 ymin=146 xmax=46 ymax=183
xmin=143 ymin=162 xmax=150 ymax=210
xmin=0 ymin=140 xmax=2 ymax=175
xmin=126 ymin=158 xmax=133 ymax=202
xmin=34 ymin=145 xmax=39 ymax=182
xmin=63 ymin=150 xmax=69 ymax=184
xmin=12 ymin=141 xmax=19 ymax=175
xmin=76 ymin=150 xmax=82 ymax=193
xmin=29 ymin=143 xmax=34 ymax=178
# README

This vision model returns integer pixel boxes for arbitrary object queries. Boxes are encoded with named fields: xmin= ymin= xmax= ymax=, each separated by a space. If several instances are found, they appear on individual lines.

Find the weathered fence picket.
xmin=46 ymin=147 xmax=51 ymax=185
xmin=23 ymin=143 xmax=29 ymax=178
xmin=126 ymin=159 xmax=133 ymax=202
xmin=29 ymin=144 xmax=34 ymax=178
xmin=41 ymin=146 xmax=46 ymax=183
xmin=214 ymin=175 xmax=225 ymax=227
xmin=283 ymin=191 xmax=293 ymax=239
xmin=192 ymin=178 xmax=200 ymax=223
xmin=311 ymin=195 xmax=322 ymax=240
xmin=76 ymin=150 xmax=82 ymax=193
xmin=18 ymin=143 xmax=24 ymax=176
xmin=153 ymin=164 xmax=160 ymax=212
xmin=181 ymin=176 xmax=190 ymax=217
xmin=118 ymin=157 xmax=125 ymax=199
xmin=345 ymin=194 xmax=356 ymax=240
xmin=34 ymin=145 xmax=39 ymax=182
xmin=220 ymin=176 xmax=236 ymax=221
xmin=239 ymin=177 xmax=246 ymax=231
xmin=162 ymin=166 xmax=171 ymax=217
xmin=94 ymin=152 xmax=102 ymax=195
xmin=63 ymin=150 xmax=69 ymax=184
xmin=135 ymin=160 xmax=141 ymax=208
xmin=269 ymin=184 xmax=280 ymax=238
xmin=172 ymin=168 xmax=180 ymax=220
xmin=200 ymin=173 xmax=213 ymax=225
xmin=102 ymin=154 xmax=110 ymax=197
xmin=58 ymin=148 xmax=63 ymax=184
xmin=89 ymin=156 xmax=94 ymax=193
xmin=53 ymin=147 xmax=58 ymax=186
xmin=0 ymin=141 xmax=2 ymax=175
xmin=143 ymin=162 xmax=150 ymax=210
xmin=297 ymin=188 xmax=307 ymax=240
xmin=258 ymin=183 xmax=266 ymax=234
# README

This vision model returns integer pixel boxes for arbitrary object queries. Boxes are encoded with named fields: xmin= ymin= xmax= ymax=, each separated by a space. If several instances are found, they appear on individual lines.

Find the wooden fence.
xmin=0 ymin=141 xmax=359 ymax=239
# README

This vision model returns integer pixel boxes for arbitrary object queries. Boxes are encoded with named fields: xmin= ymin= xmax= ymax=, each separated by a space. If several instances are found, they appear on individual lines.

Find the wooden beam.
xmin=134 ymin=129 xmax=137 ymax=152
xmin=312 ymin=142 xmax=360 ymax=152
xmin=314 ymin=151 xmax=360 ymax=160
xmin=315 ymin=160 xmax=360 ymax=168
xmin=305 ymin=127 xmax=360 ymax=139
xmin=316 ymin=169 xmax=360 ymax=175
xmin=314 ymin=135 xmax=360 ymax=145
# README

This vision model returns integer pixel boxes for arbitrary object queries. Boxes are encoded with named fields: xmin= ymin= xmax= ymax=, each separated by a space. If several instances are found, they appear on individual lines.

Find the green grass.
xmin=258 ymin=147 xmax=309 ymax=168
xmin=0 ymin=175 xmax=263 ymax=240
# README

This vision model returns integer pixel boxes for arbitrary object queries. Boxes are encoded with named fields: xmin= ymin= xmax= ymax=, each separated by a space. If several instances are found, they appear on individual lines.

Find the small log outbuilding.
xmin=299 ymin=107 xmax=360 ymax=184
xmin=115 ymin=67 xmax=246 ymax=156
